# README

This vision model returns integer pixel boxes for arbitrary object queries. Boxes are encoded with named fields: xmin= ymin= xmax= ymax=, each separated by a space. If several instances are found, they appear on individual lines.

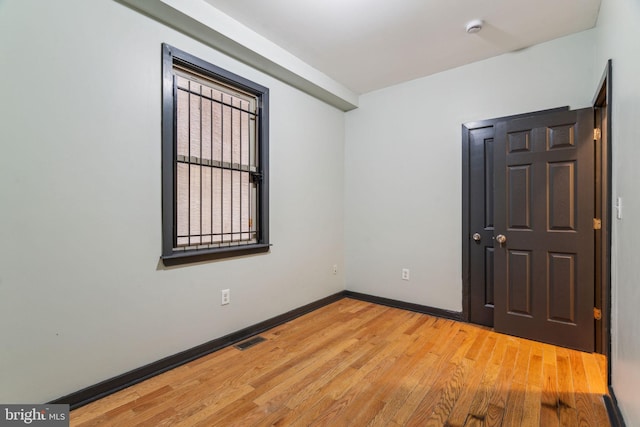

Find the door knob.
xmin=496 ymin=234 xmax=507 ymax=245
xmin=472 ymin=233 xmax=482 ymax=242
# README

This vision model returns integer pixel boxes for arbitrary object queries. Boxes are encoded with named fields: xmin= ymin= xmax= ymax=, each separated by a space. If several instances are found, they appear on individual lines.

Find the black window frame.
xmin=161 ymin=43 xmax=270 ymax=265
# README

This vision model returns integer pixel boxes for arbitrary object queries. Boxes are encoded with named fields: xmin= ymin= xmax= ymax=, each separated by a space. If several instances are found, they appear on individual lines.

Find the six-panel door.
xmin=493 ymin=108 xmax=595 ymax=352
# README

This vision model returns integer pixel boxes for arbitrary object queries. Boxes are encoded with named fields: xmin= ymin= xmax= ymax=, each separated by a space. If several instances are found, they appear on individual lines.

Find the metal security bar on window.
xmin=174 ymin=69 xmax=259 ymax=250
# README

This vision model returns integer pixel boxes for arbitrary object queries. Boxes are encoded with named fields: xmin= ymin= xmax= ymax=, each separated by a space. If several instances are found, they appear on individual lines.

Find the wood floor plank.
xmin=540 ymin=360 xmax=560 ymax=427
xmin=484 ymin=403 xmax=505 ymax=427
xmin=280 ymin=342 xmax=371 ymax=410
xmin=597 ymin=352 xmax=608 ymax=383
xmin=521 ymin=345 xmax=543 ymax=426
xmin=422 ymin=358 xmax=473 ymax=426
xmin=170 ymin=384 xmax=255 ymax=426
xmin=393 ymin=323 xmax=468 ymax=425
xmin=487 ymin=342 xmax=519 ymax=411
xmin=276 ymin=395 xmax=336 ymax=427
xmin=403 ymin=326 xmax=479 ymax=426
xmin=366 ymin=343 xmax=439 ymax=424
xmin=467 ymin=359 xmax=501 ymax=416
xmin=556 ymin=348 xmax=580 ymax=427
xmin=449 ymin=325 xmax=483 ymax=364
xmin=251 ymin=338 xmax=360 ymax=407
xmin=582 ymin=352 xmax=607 ymax=394
xmin=444 ymin=335 xmax=498 ymax=426
xmin=582 ymin=352 xmax=611 ymax=426
xmin=464 ymin=336 xmax=505 ymax=422
xmin=70 ymin=299 xmax=612 ymax=426
xmin=70 ymin=389 xmax=141 ymax=425
xmin=463 ymin=326 xmax=490 ymax=361
xmin=390 ymin=335 xmax=463 ymax=424
xmin=490 ymin=339 xmax=530 ymax=426
xmin=306 ymin=328 xmax=416 ymax=425
xmin=347 ymin=339 xmax=427 ymax=423
xmin=569 ymin=349 xmax=610 ymax=427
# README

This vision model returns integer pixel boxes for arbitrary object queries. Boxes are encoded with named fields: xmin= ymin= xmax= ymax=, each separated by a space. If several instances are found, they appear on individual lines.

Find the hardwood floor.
xmin=70 ymin=298 xmax=610 ymax=426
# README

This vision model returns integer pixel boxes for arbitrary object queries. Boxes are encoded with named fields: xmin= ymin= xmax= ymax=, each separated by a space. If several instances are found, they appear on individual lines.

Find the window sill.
xmin=161 ymin=243 xmax=270 ymax=266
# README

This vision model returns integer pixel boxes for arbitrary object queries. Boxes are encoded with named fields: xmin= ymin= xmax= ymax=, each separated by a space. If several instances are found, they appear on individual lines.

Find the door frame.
xmin=593 ymin=59 xmax=612 ymax=361
xmin=461 ymin=60 xmax=612 ymax=358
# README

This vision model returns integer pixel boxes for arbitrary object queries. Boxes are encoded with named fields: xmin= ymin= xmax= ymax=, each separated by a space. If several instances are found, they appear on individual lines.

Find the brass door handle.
xmin=496 ymin=234 xmax=507 ymax=245
xmin=472 ymin=233 xmax=482 ymax=242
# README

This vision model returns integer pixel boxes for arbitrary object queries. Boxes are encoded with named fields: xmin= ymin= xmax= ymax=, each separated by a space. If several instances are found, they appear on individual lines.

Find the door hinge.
xmin=594 ymin=128 xmax=601 ymax=140
xmin=593 ymin=218 xmax=602 ymax=230
xmin=594 ymin=307 xmax=602 ymax=320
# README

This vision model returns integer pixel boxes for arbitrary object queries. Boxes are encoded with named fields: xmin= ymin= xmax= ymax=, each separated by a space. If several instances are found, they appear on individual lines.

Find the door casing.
xmin=593 ymin=60 xmax=612 ymax=364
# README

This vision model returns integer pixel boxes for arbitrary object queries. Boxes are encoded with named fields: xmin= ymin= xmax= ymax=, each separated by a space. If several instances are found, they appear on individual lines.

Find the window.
xmin=161 ymin=44 xmax=269 ymax=265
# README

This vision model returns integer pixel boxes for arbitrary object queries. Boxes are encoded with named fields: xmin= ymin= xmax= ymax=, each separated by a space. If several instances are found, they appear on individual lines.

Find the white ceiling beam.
xmin=116 ymin=0 xmax=359 ymax=111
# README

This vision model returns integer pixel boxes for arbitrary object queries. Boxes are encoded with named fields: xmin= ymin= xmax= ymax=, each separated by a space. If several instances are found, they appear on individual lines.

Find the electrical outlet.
xmin=221 ymin=289 xmax=230 ymax=305
xmin=402 ymin=268 xmax=410 ymax=281
xmin=332 ymin=264 xmax=338 ymax=275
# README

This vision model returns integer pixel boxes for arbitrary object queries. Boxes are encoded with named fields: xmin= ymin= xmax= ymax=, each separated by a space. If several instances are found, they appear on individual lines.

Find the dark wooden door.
xmin=468 ymin=126 xmax=495 ymax=326
xmin=464 ymin=107 xmax=569 ymax=327
xmin=493 ymin=108 xmax=595 ymax=352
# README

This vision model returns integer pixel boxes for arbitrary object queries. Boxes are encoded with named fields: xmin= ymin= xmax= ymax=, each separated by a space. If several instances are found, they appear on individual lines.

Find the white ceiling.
xmin=203 ymin=0 xmax=601 ymax=94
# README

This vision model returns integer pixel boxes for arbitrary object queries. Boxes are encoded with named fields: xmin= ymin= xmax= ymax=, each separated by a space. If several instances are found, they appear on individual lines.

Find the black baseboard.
xmin=604 ymin=387 xmax=626 ymax=427
xmin=50 ymin=291 xmax=344 ymax=410
xmin=343 ymin=290 xmax=464 ymax=321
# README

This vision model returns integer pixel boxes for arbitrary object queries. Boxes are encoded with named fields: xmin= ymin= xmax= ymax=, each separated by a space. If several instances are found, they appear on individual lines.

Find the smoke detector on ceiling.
xmin=465 ymin=19 xmax=484 ymax=34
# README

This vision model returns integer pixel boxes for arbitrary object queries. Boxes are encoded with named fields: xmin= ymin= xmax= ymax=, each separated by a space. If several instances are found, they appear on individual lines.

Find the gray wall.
xmin=0 ymin=0 xmax=345 ymax=403
xmin=344 ymin=30 xmax=596 ymax=311
xmin=594 ymin=0 xmax=640 ymax=424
